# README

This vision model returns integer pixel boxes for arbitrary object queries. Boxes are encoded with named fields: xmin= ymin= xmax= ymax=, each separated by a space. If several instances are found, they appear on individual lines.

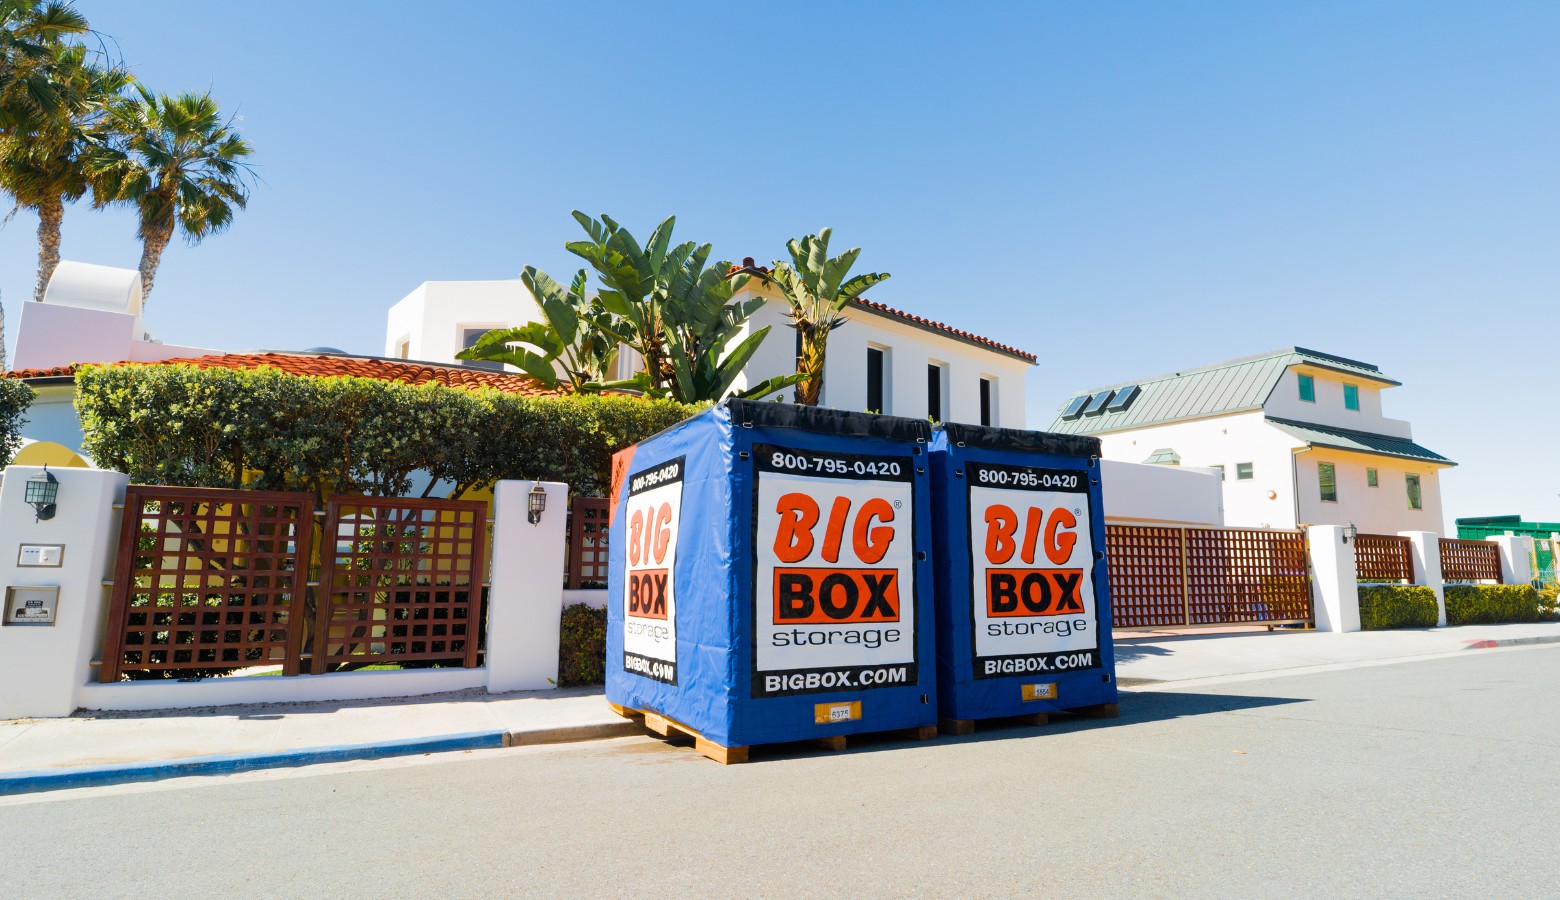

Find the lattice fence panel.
xmin=1186 ymin=529 xmax=1312 ymax=624
xmin=1355 ymin=534 xmax=1414 ymax=583
xmin=1104 ymin=525 xmax=1187 ymax=628
xmin=101 ymin=487 xmax=314 ymax=681
xmin=566 ymin=496 xmax=611 ymax=589
xmin=314 ymin=497 xmax=487 ymax=670
xmin=1439 ymin=539 xmax=1502 ymax=583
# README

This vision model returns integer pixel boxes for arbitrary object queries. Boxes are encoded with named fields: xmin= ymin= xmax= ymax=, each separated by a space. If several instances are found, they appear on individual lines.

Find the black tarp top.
xmin=723 ymin=398 xmax=933 ymax=443
xmin=938 ymin=421 xmax=1101 ymax=458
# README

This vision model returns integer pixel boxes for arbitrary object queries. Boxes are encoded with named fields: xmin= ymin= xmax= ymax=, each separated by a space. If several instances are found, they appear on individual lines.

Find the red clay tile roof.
xmin=5 ymin=352 xmax=563 ymax=395
xmin=727 ymin=257 xmax=1036 ymax=364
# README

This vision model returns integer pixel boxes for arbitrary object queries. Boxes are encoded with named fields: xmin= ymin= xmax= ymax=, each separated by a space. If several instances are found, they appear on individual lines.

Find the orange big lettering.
xmin=774 ymin=493 xmax=820 ymax=563
xmin=984 ymin=504 xmax=1018 ymax=565
xmin=1045 ymin=508 xmax=1077 ymax=565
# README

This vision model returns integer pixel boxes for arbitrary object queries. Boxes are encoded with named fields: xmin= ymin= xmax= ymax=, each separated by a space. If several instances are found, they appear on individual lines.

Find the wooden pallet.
xmin=939 ymin=702 xmax=1119 ymax=736
xmin=607 ymin=702 xmax=937 ymax=764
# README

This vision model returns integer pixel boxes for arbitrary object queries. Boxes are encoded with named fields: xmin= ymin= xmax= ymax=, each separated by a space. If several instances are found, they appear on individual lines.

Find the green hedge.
xmin=1444 ymin=584 xmax=1541 ymax=625
xmin=1358 ymin=585 xmax=1439 ymax=630
xmin=557 ymin=603 xmax=607 ymax=686
xmin=74 ymin=363 xmax=700 ymax=500
xmin=0 ymin=378 xmax=34 ymax=467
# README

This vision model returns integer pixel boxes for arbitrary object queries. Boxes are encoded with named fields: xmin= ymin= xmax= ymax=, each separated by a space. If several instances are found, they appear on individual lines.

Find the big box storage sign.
xmin=605 ymin=399 xmax=939 ymax=749
xmin=752 ymin=444 xmax=918 ymax=697
xmin=930 ymin=423 xmax=1117 ymax=721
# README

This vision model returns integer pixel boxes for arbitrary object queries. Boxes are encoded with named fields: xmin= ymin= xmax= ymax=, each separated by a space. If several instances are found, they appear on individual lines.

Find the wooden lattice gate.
xmin=1105 ymin=525 xmax=1313 ymax=629
xmin=101 ymin=486 xmax=316 ymax=681
xmin=313 ymin=496 xmax=488 ymax=671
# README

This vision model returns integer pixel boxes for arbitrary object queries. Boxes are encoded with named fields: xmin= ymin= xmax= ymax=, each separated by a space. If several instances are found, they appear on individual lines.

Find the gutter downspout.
xmin=1289 ymin=446 xmax=1305 ymax=529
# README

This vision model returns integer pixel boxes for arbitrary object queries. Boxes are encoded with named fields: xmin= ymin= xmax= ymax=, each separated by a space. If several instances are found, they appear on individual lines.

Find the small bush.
xmin=1539 ymin=584 xmax=1559 ymax=621
xmin=0 ymin=378 xmax=34 ymax=467
xmin=1444 ymin=584 xmax=1541 ymax=625
xmin=557 ymin=603 xmax=607 ymax=686
xmin=1358 ymin=585 xmax=1439 ymax=630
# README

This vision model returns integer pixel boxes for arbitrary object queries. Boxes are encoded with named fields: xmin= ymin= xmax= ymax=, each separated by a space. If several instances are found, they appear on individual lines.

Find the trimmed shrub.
xmin=1540 ymin=584 xmax=1559 ymax=621
xmin=0 ymin=378 xmax=34 ymax=467
xmin=74 ymin=363 xmax=700 ymax=501
xmin=557 ymin=603 xmax=607 ymax=686
xmin=1444 ymin=584 xmax=1541 ymax=625
xmin=1358 ymin=585 xmax=1439 ymax=630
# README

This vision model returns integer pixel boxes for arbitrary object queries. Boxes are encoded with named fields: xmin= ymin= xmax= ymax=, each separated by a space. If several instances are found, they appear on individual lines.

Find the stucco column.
xmin=1489 ymin=535 xmax=1534 ymax=587
xmin=1308 ymin=525 xmax=1360 ymax=632
xmin=485 ymin=480 xmax=570 ymax=694
xmin=1400 ymin=531 xmax=1446 ymax=627
xmin=0 ymin=467 xmax=127 ymax=718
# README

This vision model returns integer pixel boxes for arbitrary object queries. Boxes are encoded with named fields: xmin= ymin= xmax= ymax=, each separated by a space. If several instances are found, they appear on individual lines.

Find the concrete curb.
xmin=1463 ymin=635 xmax=1560 ymax=650
xmin=0 ymin=730 xmax=506 ymax=796
xmin=504 ymin=719 xmax=641 ymax=747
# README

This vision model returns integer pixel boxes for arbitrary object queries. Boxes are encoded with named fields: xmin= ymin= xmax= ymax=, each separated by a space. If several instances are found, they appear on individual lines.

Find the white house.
xmin=11 ymin=261 xmax=215 ymax=373
xmin=6 ymin=262 xmax=220 ymax=468
xmin=1046 ymin=347 xmax=1454 ymax=534
xmin=383 ymin=259 xmax=1035 ymax=427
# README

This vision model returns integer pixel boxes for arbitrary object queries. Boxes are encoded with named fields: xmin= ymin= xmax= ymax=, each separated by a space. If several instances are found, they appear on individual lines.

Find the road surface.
xmin=5 ymin=645 xmax=1557 ymax=897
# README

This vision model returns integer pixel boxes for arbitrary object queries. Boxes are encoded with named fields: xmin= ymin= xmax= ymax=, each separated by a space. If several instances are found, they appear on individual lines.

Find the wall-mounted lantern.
xmin=24 ymin=467 xmax=59 ymax=521
xmin=527 ymin=483 xmax=547 ymax=525
xmin=1342 ymin=523 xmax=1358 ymax=545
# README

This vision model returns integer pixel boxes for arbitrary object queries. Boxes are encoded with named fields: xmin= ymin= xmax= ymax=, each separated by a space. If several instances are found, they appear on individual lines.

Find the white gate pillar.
xmin=485 ymin=480 xmax=569 ymax=693
xmin=0 ymin=467 xmax=128 ymax=719
xmin=1307 ymin=524 xmax=1360 ymax=632
xmin=1489 ymin=535 xmax=1534 ymax=587
xmin=1401 ymin=531 xmax=1446 ymax=627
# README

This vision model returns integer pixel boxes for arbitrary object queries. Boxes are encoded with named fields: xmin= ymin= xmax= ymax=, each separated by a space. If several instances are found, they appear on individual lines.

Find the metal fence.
xmin=1438 ymin=539 xmax=1502 ymax=584
xmin=1106 ymin=525 xmax=1312 ymax=629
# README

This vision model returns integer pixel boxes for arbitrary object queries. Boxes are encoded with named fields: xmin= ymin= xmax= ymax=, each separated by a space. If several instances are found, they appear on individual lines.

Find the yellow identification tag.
xmin=815 ymin=701 xmax=862 ymax=724
xmin=1022 ymin=683 xmax=1058 ymax=702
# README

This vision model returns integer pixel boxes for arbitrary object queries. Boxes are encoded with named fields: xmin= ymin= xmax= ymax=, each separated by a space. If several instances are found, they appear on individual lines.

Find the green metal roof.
xmin=1265 ymin=417 xmax=1455 ymax=466
xmin=1047 ymin=347 xmax=1400 ymax=436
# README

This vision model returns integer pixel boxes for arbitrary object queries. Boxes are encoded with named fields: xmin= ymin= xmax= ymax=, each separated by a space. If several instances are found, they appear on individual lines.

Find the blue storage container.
xmin=606 ymin=399 xmax=939 ymax=751
xmin=929 ymin=423 xmax=1117 ymax=724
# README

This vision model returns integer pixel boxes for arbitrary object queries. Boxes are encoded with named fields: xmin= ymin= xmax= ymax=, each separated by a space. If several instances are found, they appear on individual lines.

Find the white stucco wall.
xmin=1293 ymin=450 xmax=1447 ymax=534
xmin=384 ymin=280 xmax=544 ymax=364
xmin=11 ymin=302 xmax=218 ymax=374
xmin=1096 ymin=411 xmax=1307 ymax=529
xmin=1264 ymin=367 xmax=1412 ymax=439
xmin=1100 ymin=459 xmax=1224 ymax=526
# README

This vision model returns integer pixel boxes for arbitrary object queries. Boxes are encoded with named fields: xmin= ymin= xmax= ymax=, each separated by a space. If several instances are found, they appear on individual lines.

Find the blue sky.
xmin=2 ymin=1 xmax=1557 ymax=527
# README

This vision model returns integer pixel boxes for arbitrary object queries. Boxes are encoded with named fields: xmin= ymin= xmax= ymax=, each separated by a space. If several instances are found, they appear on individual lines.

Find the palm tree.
xmin=91 ymin=85 xmax=253 ymax=303
xmin=769 ymin=229 xmax=890 ymax=406
xmin=0 ymin=0 xmax=89 ymax=139
xmin=0 ymin=44 xmax=128 ymax=300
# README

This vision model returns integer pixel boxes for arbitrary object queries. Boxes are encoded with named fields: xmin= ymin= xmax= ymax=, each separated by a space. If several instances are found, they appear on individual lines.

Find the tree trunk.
xmin=33 ymin=197 xmax=64 ymax=303
xmin=794 ymin=322 xmax=825 ymax=406
xmin=138 ymin=220 xmax=175 ymax=305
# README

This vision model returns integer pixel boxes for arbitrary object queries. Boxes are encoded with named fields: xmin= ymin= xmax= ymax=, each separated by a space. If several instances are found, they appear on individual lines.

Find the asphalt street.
xmin=5 ymin=645 xmax=1557 ymax=898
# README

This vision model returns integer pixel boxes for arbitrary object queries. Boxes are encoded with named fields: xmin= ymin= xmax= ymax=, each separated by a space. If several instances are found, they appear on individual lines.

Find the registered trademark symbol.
xmin=1074 ymin=508 xmax=1081 ymax=515
xmin=893 ymin=500 xmax=902 ymax=509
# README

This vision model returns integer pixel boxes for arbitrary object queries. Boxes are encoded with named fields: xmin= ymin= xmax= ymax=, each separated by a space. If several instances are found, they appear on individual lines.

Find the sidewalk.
xmin=1112 ymin=621 xmax=1560 ymax=686
xmin=3 ymin=622 xmax=1558 ymax=792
